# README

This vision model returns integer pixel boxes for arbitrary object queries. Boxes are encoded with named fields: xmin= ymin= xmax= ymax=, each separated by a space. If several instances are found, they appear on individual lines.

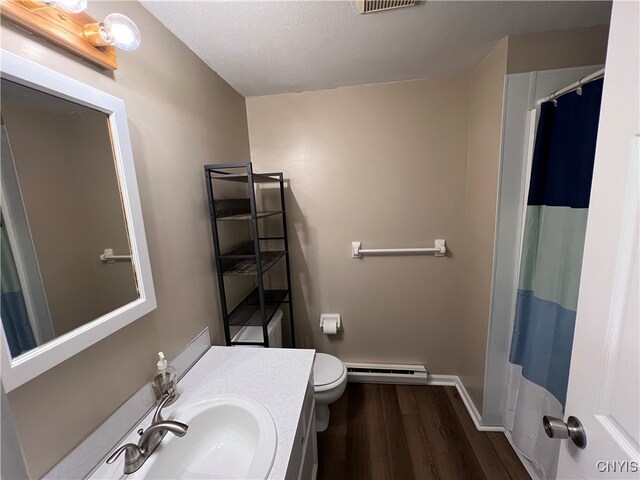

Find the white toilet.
xmin=313 ymin=353 xmax=348 ymax=432
xmin=231 ymin=311 xmax=347 ymax=432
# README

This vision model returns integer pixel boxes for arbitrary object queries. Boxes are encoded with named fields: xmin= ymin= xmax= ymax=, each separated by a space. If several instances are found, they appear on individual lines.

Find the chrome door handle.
xmin=542 ymin=415 xmax=587 ymax=448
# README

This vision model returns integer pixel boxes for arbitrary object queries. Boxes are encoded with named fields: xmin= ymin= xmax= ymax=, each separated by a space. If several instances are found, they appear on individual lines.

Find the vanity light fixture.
xmin=83 ymin=13 xmax=141 ymax=51
xmin=1 ymin=0 xmax=142 ymax=69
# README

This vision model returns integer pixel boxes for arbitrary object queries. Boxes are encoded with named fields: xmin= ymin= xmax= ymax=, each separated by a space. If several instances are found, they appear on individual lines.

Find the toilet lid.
xmin=314 ymin=353 xmax=346 ymax=387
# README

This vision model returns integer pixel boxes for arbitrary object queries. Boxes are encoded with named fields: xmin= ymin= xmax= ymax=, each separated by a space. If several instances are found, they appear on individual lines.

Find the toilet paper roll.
xmin=321 ymin=319 xmax=339 ymax=334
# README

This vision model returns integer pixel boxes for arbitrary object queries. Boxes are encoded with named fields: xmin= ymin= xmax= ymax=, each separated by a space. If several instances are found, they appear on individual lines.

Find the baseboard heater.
xmin=345 ymin=362 xmax=428 ymax=385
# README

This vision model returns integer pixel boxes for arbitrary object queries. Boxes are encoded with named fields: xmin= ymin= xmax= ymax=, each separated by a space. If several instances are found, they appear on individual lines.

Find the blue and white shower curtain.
xmin=1 ymin=214 xmax=37 ymax=357
xmin=506 ymin=78 xmax=604 ymax=479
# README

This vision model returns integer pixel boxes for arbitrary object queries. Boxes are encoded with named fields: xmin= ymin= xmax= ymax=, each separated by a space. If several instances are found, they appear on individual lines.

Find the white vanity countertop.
xmin=90 ymin=346 xmax=316 ymax=480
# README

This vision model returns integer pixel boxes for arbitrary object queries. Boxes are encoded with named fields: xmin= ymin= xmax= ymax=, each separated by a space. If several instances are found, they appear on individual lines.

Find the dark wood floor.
xmin=317 ymin=384 xmax=529 ymax=480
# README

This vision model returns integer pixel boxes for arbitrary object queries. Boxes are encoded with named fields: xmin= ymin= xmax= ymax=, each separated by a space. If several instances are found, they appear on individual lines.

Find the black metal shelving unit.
xmin=204 ymin=162 xmax=295 ymax=347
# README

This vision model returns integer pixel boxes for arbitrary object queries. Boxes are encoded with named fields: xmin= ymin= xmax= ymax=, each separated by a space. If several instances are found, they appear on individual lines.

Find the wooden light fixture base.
xmin=0 ymin=0 xmax=117 ymax=70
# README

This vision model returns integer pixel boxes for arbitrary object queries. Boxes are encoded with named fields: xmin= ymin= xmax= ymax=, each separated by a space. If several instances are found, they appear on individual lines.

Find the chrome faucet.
xmin=106 ymin=391 xmax=188 ymax=474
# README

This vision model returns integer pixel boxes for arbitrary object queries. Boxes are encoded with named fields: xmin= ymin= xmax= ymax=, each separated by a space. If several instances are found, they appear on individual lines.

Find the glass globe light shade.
xmin=102 ymin=13 xmax=141 ymax=51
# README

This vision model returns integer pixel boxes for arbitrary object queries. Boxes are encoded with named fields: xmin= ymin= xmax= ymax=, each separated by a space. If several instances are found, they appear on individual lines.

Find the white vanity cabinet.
xmin=285 ymin=375 xmax=318 ymax=480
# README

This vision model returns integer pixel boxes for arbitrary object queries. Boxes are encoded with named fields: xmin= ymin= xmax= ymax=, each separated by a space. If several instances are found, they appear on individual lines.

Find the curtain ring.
xmin=576 ymin=79 xmax=583 ymax=96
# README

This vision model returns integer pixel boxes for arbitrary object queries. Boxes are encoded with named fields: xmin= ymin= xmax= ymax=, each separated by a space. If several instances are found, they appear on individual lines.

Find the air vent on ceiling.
xmin=356 ymin=0 xmax=416 ymax=14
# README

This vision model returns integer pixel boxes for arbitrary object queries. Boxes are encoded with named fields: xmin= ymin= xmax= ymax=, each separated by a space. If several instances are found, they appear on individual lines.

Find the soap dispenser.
xmin=152 ymin=352 xmax=177 ymax=405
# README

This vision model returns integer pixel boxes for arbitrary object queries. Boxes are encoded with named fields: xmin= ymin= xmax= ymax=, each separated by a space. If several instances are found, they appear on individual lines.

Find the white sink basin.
xmin=130 ymin=395 xmax=277 ymax=480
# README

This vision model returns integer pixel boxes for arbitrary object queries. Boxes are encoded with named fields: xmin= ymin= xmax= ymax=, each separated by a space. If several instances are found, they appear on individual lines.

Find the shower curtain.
xmin=1 ymin=214 xmax=37 ymax=357
xmin=506 ymin=78 xmax=604 ymax=479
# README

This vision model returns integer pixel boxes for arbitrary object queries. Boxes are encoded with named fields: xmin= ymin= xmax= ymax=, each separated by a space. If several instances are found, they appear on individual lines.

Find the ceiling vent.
xmin=356 ymin=0 xmax=417 ymax=14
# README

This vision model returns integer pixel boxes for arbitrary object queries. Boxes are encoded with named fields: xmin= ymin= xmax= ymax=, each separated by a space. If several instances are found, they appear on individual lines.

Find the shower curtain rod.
xmin=537 ymin=67 xmax=605 ymax=106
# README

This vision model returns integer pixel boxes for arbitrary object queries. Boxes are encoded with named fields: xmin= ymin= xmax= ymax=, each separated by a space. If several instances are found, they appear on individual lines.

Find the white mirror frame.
xmin=0 ymin=51 xmax=156 ymax=391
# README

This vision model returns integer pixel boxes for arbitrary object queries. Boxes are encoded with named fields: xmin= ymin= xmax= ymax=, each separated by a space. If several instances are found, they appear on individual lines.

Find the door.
xmin=555 ymin=1 xmax=639 ymax=478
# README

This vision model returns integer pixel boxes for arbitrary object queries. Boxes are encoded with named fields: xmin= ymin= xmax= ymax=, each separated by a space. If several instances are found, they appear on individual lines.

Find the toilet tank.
xmin=231 ymin=309 xmax=283 ymax=348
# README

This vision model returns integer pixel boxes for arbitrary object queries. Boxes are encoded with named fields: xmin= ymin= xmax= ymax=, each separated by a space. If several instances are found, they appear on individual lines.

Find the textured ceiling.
xmin=141 ymin=1 xmax=611 ymax=97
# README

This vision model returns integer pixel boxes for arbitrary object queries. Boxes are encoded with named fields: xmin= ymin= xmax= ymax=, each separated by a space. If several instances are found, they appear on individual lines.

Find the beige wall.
xmin=1 ymin=1 xmax=249 ymax=476
xmin=507 ymin=25 xmax=609 ymax=74
xmin=247 ymin=75 xmax=471 ymax=372
xmin=245 ymin=44 xmax=506 ymax=414
xmin=246 ymin=25 xmax=609 ymax=417
xmin=66 ymin=109 xmax=139 ymax=317
xmin=457 ymin=39 xmax=509 ymax=412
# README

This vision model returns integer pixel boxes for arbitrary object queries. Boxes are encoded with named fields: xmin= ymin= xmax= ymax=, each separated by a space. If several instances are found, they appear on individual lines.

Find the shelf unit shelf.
xmin=227 ymin=288 xmax=289 ymax=327
xmin=204 ymin=162 xmax=295 ymax=347
xmin=205 ymin=168 xmax=281 ymax=184
xmin=221 ymin=251 xmax=285 ymax=276
xmin=213 ymin=198 xmax=283 ymax=221
xmin=217 ymin=211 xmax=283 ymax=221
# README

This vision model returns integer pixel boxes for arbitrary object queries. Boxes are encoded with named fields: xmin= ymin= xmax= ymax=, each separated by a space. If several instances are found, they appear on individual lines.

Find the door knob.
xmin=542 ymin=415 xmax=587 ymax=448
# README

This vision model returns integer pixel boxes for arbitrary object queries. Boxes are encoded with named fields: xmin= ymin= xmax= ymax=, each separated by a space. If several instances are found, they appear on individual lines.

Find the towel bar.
xmin=100 ymin=248 xmax=132 ymax=263
xmin=352 ymin=239 xmax=446 ymax=258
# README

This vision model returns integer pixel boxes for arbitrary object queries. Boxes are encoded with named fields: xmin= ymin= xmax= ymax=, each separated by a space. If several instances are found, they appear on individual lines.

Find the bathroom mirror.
xmin=0 ymin=51 xmax=156 ymax=391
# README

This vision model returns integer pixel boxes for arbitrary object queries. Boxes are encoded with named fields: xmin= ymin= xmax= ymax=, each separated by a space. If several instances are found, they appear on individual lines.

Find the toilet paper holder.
xmin=320 ymin=313 xmax=341 ymax=331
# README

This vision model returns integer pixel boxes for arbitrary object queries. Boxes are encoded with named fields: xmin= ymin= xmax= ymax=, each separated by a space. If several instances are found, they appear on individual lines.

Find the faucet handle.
xmin=106 ymin=443 xmax=142 ymax=465
xmin=153 ymin=389 xmax=175 ymax=424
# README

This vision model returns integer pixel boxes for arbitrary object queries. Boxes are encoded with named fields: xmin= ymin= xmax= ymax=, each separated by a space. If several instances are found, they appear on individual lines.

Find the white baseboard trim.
xmin=453 ymin=378 xmax=505 ymax=432
xmin=425 ymin=374 xmax=458 ymax=386
xmin=427 ymin=374 xmax=504 ymax=432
